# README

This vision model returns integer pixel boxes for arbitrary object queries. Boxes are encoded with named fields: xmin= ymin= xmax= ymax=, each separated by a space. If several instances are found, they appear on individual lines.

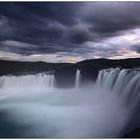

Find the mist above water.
xmin=0 ymin=69 xmax=140 ymax=138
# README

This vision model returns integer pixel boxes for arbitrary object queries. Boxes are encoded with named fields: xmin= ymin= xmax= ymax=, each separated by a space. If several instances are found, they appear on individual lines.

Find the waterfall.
xmin=113 ymin=69 xmax=138 ymax=93
xmin=0 ymin=68 xmax=140 ymax=138
xmin=96 ymin=68 xmax=118 ymax=87
xmin=0 ymin=73 xmax=56 ymax=89
xmin=96 ymin=70 xmax=104 ymax=85
xmin=96 ymin=68 xmax=140 ymax=93
xmin=75 ymin=69 xmax=81 ymax=88
xmin=96 ymin=67 xmax=140 ymax=133
xmin=103 ymin=68 xmax=120 ymax=89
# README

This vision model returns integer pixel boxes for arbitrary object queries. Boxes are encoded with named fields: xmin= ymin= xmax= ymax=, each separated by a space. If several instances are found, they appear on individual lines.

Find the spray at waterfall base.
xmin=0 ymin=68 xmax=140 ymax=138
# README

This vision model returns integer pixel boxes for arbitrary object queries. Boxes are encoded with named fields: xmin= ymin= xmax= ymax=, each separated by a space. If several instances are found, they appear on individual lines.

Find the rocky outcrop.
xmin=79 ymin=66 xmax=99 ymax=85
xmin=54 ymin=65 xmax=77 ymax=88
xmin=76 ymin=58 xmax=140 ymax=85
xmin=123 ymin=128 xmax=140 ymax=138
xmin=0 ymin=58 xmax=140 ymax=88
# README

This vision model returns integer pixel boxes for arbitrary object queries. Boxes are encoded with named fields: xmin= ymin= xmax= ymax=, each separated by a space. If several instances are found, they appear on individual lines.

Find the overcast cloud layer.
xmin=0 ymin=2 xmax=140 ymax=63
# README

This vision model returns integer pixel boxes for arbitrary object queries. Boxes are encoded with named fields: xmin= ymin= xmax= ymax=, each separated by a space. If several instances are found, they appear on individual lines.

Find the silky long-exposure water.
xmin=0 ymin=69 xmax=140 ymax=138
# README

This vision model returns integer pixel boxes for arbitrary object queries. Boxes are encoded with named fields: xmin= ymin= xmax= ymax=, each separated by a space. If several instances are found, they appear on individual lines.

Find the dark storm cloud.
xmin=129 ymin=44 xmax=140 ymax=53
xmin=65 ymin=29 xmax=90 ymax=44
xmin=63 ymin=26 xmax=95 ymax=44
xmin=0 ymin=2 xmax=140 ymax=58
xmin=82 ymin=2 xmax=140 ymax=36
xmin=0 ymin=2 xmax=80 ymax=26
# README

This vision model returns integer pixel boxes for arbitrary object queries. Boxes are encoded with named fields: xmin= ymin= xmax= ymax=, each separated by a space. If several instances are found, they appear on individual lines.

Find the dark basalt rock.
xmin=76 ymin=58 xmax=140 ymax=85
xmin=123 ymin=128 xmax=140 ymax=138
xmin=0 ymin=58 xmax=140 ymax=88
xmin=79 ymin=66 xmax=99 ymax=85
xmin=54 ymin=65 xmax=77 ymax=88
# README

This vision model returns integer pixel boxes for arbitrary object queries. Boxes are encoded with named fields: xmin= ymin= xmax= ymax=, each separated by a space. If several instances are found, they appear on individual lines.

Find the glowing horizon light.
xmin=109 ymin=49 xmax=140 ymax=60
xmin=31 ymin=54 xmax=42 ymax=57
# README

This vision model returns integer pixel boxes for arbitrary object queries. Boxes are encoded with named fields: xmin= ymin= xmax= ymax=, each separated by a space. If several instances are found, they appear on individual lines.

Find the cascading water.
xmin=0 ymin=73 xmax=56 ymax=89
xmin=75 ymin=69 xmax=81 ymax=88
xmin=95 ymin=68 xmax=140 ymax=135
xmin=96 ymin=68 xmax=140 ymax=93
xmin=0 ymin=68 xmax=140 ymax=138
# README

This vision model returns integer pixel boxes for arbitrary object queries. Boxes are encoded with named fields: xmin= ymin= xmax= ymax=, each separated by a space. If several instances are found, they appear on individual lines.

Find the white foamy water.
xmin=96 ymin=68 xmax=140 ymax=93
xmin=0 ymin=86 xmax=130 ymax=138
xmin=0 ymin=70 xmax=140 ymax=138
xmin=75 ymin=69 xmax=81 ymax=88
xmin=0 ymin=73 xmax=55 ymax=89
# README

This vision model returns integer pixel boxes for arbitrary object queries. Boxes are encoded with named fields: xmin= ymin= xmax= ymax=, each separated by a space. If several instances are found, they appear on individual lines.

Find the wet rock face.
xmin=54 ymin=65 xmax=100 ymax=88
xmin=123 ymin=128 xmax=140 ymax=138
xmin=54 ymin=65 xmax=77 ymax=88
xmin=80 ymin=66 xmax=99 ymax=85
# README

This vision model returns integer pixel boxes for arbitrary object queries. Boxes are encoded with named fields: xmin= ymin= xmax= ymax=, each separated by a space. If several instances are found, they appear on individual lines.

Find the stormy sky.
xmin=0 ymin=2 xmax=140 ymax=63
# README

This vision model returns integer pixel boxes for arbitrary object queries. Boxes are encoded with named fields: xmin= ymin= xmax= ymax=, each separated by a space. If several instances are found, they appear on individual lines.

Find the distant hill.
xmin=76 ymin=58 xmax=140 ymax=69
xmin=0 ymin=57 xmax=140 ymax=76
xmin=0 ymin=60 xmax=73 ymax=76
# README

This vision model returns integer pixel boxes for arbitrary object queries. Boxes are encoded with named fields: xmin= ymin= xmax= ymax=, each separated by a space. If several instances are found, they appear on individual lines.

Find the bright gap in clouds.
xmin=0 ymin=2 xmax=140 ymax=62
xmin=1 ymin=29 xmax=140 ymax=63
